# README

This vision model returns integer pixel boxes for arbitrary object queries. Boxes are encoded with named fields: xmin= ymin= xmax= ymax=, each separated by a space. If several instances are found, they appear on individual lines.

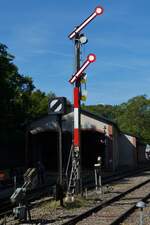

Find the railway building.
xmin=26 ymin=109 xmax=147 ymax=175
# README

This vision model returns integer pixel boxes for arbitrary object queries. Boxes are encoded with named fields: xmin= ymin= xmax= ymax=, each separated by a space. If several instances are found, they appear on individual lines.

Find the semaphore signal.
xmin=68 ymin=6 xmax=104 ymax=40
xmin=69 ymin=54 xmax=96 ymax=84
xmin=66 ymin=5 xmax=104 ymax=200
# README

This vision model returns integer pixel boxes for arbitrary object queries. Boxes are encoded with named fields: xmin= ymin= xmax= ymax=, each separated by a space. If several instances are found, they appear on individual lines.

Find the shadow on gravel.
xmin=21 ymin=215 xmax=77 ymax=225
xmin=122 ymin=197 xmax=143 ymax=201
xmin=112 ymin=178 xmax=131 ymax=184
xmin=113 ymin=200 xmax=141 ymax=206
xmin=111 ymin=191 xmax=123 ymax=194
xmin=58 ymin=214 xmax=77 ymax=219
xmin=22 ymin=218 xmax=61 ymax=224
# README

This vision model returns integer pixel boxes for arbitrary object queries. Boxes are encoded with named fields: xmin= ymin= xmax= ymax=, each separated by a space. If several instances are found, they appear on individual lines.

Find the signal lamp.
xmin=87 ymin=54 xmax=96 ymax=63
xmin=79 ymin=34 xmax=88 ymax=44
xmin=95 ymin=6 xmax=104 ymax=15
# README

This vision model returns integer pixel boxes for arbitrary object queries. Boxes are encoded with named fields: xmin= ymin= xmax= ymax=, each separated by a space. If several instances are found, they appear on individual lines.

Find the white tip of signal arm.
xmin=95 ymin=6 xmax=104 ymax=15
xmin=87 ymin=54 xmax=96 ymax=63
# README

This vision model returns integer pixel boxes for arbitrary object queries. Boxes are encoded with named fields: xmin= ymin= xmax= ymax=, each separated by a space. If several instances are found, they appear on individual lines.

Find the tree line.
xmin=82 ymin=95 xmax=150 ymax=143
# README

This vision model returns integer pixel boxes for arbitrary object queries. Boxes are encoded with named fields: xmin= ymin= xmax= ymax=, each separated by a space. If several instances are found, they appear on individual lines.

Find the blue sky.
xmin=0 ymin=0 xmax=150 ymax=105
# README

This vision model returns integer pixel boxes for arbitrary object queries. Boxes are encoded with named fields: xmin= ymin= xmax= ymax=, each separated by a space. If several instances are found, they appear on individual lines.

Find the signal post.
xmin=67 ymin=6 xmax=104 ymax=198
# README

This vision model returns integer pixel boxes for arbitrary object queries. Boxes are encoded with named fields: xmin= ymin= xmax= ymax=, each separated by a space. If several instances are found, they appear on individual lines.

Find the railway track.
xmin=82 ymin=165 xmax=150 ymax=189
xmin=62 ymin=177 xmax=150 ymax=225
xmin=1 ymin=167 xmax=150 ymax=224
xmin=0 ymin=167 xmax=144 ymax=216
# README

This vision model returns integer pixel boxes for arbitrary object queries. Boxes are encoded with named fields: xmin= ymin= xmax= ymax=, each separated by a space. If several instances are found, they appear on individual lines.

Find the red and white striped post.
xmin=69 ymin=53 xmax=96 ymax=193
xmin=69 ymin=53 xmax=96 ymax=150
xmin=74 ymin=87 xmax=80 ymax=147
xmin=68 ymin=5 xmax=104 ymax=195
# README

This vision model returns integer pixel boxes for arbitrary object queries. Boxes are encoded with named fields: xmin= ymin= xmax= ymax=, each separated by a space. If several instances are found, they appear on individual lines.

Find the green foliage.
xmin=82 ymin=104 xmax=115 ymax=121
xmin=116 ymin=95 xmax=150 ymax=142
xmin=64 ymin=197 xmax=87 ymax=210
xmin=28 ymin=90 xmax=56 ymax=120
xmin=0 ymin=43 xmax=56 ymax=130
xmin=83 ymin=95 xmax=150 ymax=143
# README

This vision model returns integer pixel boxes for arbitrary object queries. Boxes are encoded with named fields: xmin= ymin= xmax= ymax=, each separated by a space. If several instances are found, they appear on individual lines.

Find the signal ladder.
xmin=66 ymin=145 xmax=80 ymax=201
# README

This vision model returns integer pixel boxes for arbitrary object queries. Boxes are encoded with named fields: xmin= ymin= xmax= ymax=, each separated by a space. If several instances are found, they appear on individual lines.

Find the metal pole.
xmin=58 ymin=115 xmax=63 ymax=185
xmin=74 ymin=33 xmax=82 ymax=194
xmin=98 ymin=168 xmax=102 ymax=195
xmin=140 ymin=208 xmax=144 ymax=225
xmin=94 ymin=169 xmax=98 ymax=191
xmin=136 ymin=201 xmax=146 ymax=225
xmin=14 ymin=175 xmax=17 ymax=191
xmin=58 ymin=115 xmax=64 ymax=206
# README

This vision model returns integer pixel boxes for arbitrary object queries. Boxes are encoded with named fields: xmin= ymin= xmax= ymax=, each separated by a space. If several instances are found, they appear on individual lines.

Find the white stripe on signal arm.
xmin=75 ymin=12 xmax=96 ymax=34
xmin=69 ymin=12 xmax=97 ymax=39
xmin=69 ymin=60 xmax=90 ymax=84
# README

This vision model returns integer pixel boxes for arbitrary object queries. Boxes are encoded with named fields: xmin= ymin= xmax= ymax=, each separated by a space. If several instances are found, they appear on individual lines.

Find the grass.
xmin=37 ymin=195 xmax=88 ymax=213
xmin=64 ymin=196 xmax=87 ymax=210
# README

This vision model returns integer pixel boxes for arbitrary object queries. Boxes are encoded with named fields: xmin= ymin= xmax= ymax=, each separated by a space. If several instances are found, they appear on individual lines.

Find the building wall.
xmin=63 ymin=113 xmax=109 ymax=134
xmin=137 ymin=142 xmax=147 ymax=163
xmin=81 ymin=114 xmax=108 ymax=134
xmin=63 ymin=112 xmax=114 ymax=170
xmin=27 ymin=111 xmax=148 ymax=173
xmin=80 ymin=114 xmax=114 ymax=170
xmin=112 ymin=126 xmax=120 ymax=171
xmin=118 ymin=133 xmax=137 ymax=169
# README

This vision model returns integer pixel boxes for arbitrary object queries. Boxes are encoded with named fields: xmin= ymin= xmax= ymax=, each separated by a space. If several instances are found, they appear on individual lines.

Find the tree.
xmin=0 ymin=43 xmax=35 ymax=129
xmin=27 ymin=90 xmax=56 ymax=120
xmin=116 ymin=95 xmax=150 ymax=142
